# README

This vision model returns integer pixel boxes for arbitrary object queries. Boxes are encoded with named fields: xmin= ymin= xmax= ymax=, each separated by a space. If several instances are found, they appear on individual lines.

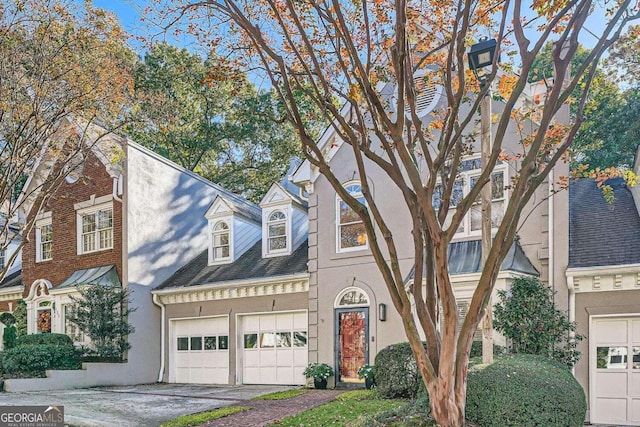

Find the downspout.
xmin=566 ymin=275 xmax=576 ymax=375
xmin=112 ymin=172 xmax=123 ymax=203
xmin=548 ymin=168 xmax=554 ymax=294
xmin=152 ymin=293 xmax=166 ymax=383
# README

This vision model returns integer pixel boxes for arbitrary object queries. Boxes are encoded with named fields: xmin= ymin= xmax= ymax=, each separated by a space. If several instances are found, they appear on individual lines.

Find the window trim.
xmin=264 ymin=208 xmax=291 ymax=257
xmin=210 ymin=219 xmax=233 ymax=264
xmin=433 ymin=158 xmax=508 ymax=238
xmin=76 ymin=202 xmax=114 ymax=255
xmin=336 ymin=181 xmax=368 ymax=253
xmin=35 ymin=216 xmax=53 ymax=263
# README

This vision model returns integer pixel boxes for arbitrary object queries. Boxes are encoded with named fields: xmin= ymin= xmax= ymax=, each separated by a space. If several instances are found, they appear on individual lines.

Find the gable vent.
xmin=402 ymin=71 xmax=442 ymax=119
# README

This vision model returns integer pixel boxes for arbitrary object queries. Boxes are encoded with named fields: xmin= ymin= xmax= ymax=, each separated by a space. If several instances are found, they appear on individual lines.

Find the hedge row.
xmin=1 ymin=333 xmax=81 ymax=377
xmin=373 ymin=343 xmax=586 ymax=427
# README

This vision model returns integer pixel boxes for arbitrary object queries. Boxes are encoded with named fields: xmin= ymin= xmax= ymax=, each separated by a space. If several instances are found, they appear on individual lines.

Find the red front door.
xmin=337 ymin=309 xmax=368 ymax=383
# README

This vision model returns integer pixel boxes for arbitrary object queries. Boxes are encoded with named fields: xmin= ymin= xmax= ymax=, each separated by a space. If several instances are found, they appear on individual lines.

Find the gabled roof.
xmin=260 ymin=182 xmax=307 ymax=209
xmin=205 ymin=195 xmax=262 ymax=223
xmin=280 ymin=158 xmax=305 ymax=200
xmin=405 ymin=239 xmax=539 ymax=283
xmin=154 ymin=239 xmax=308 ymax=291
xmin=0 ymin=269 xmax=22 ymax=290
xmin=569 ymin=177 xmax=640 ymax=268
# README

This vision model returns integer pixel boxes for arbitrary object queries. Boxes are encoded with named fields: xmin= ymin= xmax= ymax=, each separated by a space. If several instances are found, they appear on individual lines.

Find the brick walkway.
xmin=202 ymin=389 xmax=345 ymax=427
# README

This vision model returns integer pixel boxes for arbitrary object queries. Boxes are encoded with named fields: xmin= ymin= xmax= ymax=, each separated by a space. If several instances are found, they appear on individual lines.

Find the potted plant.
xmin=303 ymin=362 xmax=334 ymax=389
xmin=357 ymin=364 xmax=376 ymax=389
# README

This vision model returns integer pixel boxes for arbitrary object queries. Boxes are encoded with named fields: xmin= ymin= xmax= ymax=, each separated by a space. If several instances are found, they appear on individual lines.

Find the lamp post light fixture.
xmin=468 ymin=37 xmax=498 ymax=365
xmin=468 ymin=37 xmax=499 ymax=87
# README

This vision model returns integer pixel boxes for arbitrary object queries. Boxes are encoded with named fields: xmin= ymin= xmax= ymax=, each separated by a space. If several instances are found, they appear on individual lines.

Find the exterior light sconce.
xmin=378 ymin=303 xmax=387 ymax=321
xmin=467 ymin=37 xmax=499 ymax=87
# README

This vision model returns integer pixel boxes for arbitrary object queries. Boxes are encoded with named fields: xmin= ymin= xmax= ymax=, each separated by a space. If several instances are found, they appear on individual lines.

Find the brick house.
xmin=14 ymin=125 xmax=248 ymax=387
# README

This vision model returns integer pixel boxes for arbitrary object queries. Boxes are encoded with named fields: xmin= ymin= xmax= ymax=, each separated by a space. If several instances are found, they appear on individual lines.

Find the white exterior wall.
xmin=2 ymin=235 xmax=22 ymax=278
xmin=123 ymin=143 xmax=228 ymax=383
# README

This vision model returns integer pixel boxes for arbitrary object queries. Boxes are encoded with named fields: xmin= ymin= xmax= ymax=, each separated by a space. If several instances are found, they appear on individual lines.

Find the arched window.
xmin=335 ymin=287 xmax=370 ymax=308
xmin=267 ymin=210 xmax=287 ymax=253
xmin=336 ymin=182 xmax=367 ymax=252
xmin=212 ymin=221 xmax=230 ymax=261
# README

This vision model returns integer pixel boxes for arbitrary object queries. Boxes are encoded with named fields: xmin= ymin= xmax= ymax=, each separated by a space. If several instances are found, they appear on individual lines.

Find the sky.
xmin=91 ymin=0 xmax=614 ymax=54
xmin=92 ymin=0 xmax=142 ymax=35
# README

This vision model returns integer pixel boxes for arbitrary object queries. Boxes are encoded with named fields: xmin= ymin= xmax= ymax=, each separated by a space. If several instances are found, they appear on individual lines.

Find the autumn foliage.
xmin=0 ymin=0 xmax=133 ymax=280
xmin=151 ymin=0 xmax=638 ymax=425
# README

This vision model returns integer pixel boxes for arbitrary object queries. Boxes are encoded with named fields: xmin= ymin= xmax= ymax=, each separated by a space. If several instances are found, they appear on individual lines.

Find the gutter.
xmin=151 ymin=272 xmax=310 ymax=296
xmin=152 ymin=293 xmax=166 ymax=383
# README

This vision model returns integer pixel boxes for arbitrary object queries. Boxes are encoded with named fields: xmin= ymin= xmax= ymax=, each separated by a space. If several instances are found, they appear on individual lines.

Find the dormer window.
xmin=212 ymin=221 xmax=231 ymax=262
xmin=267 ymin=210 xmax=287 ymax=253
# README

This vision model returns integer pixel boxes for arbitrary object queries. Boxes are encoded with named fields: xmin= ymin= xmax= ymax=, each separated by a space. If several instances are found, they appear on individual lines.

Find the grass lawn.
xmin=253 ymin=389 xmax=308 ymax=400
xmin=160 ymin=406 xmax=249 ymax=427
xmin=269 ymin=390 xmax=406 ymax=426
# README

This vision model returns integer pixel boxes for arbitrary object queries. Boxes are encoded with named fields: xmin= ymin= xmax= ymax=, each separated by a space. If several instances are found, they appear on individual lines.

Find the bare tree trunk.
xmin=428 ymin=378 xmax=465 ymax=427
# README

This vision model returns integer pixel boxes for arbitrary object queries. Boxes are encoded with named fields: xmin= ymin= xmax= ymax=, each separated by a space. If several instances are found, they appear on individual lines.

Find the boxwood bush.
xmin=16 ymin=333 xmax=74 ymax=347
xmin=374 ymin=342 xmax=427 ymax=399
xmin=2 ymin=344 xmax=81 ymax=376
xmin=466 ymin=353 xmax=586 ymax=427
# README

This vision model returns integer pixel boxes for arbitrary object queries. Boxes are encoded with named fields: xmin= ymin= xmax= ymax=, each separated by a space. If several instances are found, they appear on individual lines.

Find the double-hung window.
xmin=267 ymin=210 xmax=287 ymax=253
xmin=77 ymin=203 xmax=113 ymax=254
xmin=0 ymin=249 xmax=5 ymax=269
xmin=337 ymin=182 xmax=367 ymax=252
xmin=36 ymin=219 xmax=53 ymax=262
xmin=432 ymin=157 xmax=507 ymax=236
xmin=212 ymin=221 xmax=230 ymax=261
xmin=81 ymin=209 xmax=113 ymax=253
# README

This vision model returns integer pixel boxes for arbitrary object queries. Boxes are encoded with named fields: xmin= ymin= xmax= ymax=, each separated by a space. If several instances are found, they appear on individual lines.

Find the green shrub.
xmin=3 ymin=325 xmax=17 ymax=349
xmin=466 ymin=354 xmax=586 ymax=427
xmin=0 ymin=312 xmax=16 ymax=326
xmin=494 ymin=276 xmax=583 ymax=367
xmin=469 ymin=340 xmax=505 ymax=358
xmin=2 ymin=344 xmax=81 ymax=375
xmin=17 ymin=333 xmax=74 ymax=347
xmin=13 ymin=301 xmax=27 ymax=336
xmin=374 ymin=342 xmax=426 ymax=399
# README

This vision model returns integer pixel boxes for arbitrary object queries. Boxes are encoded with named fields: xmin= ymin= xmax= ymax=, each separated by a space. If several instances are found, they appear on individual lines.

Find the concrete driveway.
xmin=0 ymin=383 xmax=296 ymax=427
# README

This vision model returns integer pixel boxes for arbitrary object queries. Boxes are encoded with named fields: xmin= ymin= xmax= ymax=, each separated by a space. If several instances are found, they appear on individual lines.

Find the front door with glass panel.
xmin=335 ymin=308 xmax=368 ymax=384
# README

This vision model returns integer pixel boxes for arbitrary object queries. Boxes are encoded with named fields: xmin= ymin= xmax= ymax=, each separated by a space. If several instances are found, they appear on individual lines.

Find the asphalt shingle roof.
xmin=0 ymin=269 xmax=22 ymax=290
xmin=569 ymin=177 xmax=640 ymax=268
xmin=155 ymin=240 xmax=308 ymax=290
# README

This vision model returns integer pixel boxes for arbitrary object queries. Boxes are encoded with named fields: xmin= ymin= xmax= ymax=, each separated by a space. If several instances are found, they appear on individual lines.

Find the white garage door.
xmin=592 ymin=316 xmax=640 ymax=425
xmin=172 ymin=316 xmax=229 ymax=384
xmin=241 ymin=311 xmax=307 ymax=385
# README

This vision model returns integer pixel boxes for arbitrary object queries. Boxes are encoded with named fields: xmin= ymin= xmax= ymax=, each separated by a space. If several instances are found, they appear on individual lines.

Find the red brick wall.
xmin=22 ymin=152 xmax=123 ymax=296
xmin=0 ymin=301 xmax=14 ymax=312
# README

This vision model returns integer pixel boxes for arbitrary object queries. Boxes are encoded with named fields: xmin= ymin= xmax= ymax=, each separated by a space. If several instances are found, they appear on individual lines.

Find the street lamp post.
xmin=468 ymin=37 xmax=498 ymax=365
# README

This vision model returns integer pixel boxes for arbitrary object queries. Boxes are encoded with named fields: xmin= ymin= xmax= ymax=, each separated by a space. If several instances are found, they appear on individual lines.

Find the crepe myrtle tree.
xmin=154 ymin=0 xmax=639 ymax=425
xmin=0 ymin=0 xmax=133 ymax=282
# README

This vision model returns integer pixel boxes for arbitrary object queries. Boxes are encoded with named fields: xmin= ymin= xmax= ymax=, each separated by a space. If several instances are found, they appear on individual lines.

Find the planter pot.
xmin=365 ymin=377 xmax=375 ymax=390
xmin=313 ymin=378 xmax=328 ymax=389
